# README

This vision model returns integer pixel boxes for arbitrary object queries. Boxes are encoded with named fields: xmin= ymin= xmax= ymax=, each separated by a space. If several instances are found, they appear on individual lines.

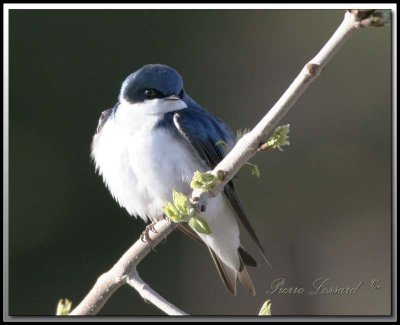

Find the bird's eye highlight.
xmin=144 ymin=89 xmax=160 ymax=99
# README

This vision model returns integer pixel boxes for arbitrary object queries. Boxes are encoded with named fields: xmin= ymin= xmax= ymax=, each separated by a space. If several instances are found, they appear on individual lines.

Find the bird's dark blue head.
xmin=119 ymin=64 xmax=184 ymax=104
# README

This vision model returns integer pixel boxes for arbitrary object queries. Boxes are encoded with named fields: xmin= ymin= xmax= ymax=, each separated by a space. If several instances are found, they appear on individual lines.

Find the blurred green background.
xmin=8 ymin=9 xmax=391 ymax=316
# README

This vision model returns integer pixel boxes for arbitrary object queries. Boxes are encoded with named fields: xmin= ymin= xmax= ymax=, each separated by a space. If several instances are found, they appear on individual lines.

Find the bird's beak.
xmin=164 ymin=94 xmax=180 ymax=101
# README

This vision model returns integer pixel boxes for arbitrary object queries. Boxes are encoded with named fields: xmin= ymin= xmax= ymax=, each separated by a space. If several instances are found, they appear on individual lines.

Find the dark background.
xmin=8 ymin=10 xmax=391 ymax=316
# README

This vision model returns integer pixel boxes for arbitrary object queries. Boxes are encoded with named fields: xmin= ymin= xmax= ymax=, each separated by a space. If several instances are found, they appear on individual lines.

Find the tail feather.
xmin=208 ymin=247 xmax=237 ymax=296
xmin=238 ymin=266 xmax=256 ymax=296
xmin=238 ymin=246 xmax=258 ymax=267
xmin=176 ymin=223 xmax=257 ymax=296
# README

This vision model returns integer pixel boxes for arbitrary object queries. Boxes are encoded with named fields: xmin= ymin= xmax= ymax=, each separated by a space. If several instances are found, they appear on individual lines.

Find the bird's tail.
xmin=208 ymin=245 xmax=257 ymax=296
xmin=176 ymin=221 xmax=257 ymax=295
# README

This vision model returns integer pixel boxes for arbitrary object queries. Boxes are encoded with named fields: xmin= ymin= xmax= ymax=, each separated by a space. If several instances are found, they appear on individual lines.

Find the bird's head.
xmin=118 ymin=64 xmax=187 ymax=115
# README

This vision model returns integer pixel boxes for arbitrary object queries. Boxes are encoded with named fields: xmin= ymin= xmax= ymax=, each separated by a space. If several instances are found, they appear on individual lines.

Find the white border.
xmin=3 ymin=3 xmax=397 ymax=321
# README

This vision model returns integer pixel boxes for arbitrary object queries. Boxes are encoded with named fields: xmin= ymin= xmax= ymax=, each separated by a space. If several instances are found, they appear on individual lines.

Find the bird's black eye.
xmin=144 ymin=89 xmax=161 ymax=99
xmin=179 ymin=89 xmax=184 ymax=98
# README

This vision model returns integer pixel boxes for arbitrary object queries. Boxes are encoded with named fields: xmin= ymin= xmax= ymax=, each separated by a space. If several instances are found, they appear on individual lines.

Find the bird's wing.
xmin=169 ymin=108 xmax=271 ymax=266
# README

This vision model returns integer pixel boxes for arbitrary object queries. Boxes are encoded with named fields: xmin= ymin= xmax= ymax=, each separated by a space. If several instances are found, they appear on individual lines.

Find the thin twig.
xmin=127 ymin=272 xmax=188 ymax=316
xmin=68 ymin=10 xmax=383 ymax=316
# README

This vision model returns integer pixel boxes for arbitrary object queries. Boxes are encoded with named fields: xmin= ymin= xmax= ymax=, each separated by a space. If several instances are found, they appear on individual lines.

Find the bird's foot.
xmin=140 ymin=221 xmax=159 ymax=250
xmin=162 ymin=214 xmax=177 ymax=230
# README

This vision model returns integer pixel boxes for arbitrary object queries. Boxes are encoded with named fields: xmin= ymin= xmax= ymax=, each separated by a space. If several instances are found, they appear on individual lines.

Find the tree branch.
xmin=127 ymin=271 xmax=188 ymax=315
xmin=67 ymin=10 xmax=384 ymax=316
xmin=69 ymin=220 xmax=187 ymax=315
xmin=191 ymin=10 xmax=383 ymax=206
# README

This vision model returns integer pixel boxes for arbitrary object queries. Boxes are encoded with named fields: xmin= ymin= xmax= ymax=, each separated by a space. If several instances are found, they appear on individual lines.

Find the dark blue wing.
xmin=168 ymin=108 xmax=269 ymax=264
xmin=172 ymin=109 xmax=233 ymax=168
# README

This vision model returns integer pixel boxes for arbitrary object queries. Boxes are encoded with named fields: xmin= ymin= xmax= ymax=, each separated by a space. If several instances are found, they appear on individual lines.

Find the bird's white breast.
xmin=91 ymin=100 xmax=202 ymax=221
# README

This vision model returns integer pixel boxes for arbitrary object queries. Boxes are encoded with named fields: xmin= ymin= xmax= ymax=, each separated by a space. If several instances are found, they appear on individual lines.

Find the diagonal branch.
xmin=191 ymin=10 xmax=385 ymax=206
xmin=69 ymin=220 xmax=187 ymax=315
xmin=67 ymin=10 xmax=385 ymax=316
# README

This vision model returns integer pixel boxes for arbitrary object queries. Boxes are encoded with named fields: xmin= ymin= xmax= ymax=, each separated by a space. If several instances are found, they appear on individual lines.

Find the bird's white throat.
xmin=118 ymin=97 xmax=186 ymax=121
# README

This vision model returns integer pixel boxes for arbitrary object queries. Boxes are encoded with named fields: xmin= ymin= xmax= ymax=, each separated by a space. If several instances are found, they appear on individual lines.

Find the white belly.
xmin=92 ymin=113 xmax=204 ymax=221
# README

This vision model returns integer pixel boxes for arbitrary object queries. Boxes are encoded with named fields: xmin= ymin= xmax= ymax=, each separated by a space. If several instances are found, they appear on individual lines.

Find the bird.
xmin=91 ymin=64 xmax=270 ymax=296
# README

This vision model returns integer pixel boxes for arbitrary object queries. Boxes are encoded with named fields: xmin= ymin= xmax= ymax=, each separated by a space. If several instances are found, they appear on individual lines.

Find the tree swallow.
xmin=91 ymin=64 xmax=269 ymax=296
